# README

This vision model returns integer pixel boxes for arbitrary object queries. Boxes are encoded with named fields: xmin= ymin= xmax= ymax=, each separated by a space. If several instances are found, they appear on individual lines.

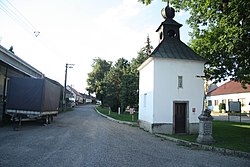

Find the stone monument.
xmin=197 ymin=76 xmax=215 ymax=144
xmin=197 ymin=109 xmax=215 ymax=144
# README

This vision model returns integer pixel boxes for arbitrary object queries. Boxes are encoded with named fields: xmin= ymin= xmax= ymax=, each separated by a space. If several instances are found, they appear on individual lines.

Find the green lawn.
xmin=168 ymin=121 xmax=250 ymax=153
xmin=212 ymin=120 xmax=250 ymax=152
xmin=96 ymin=106 xmax=138 ymax=122
xmin=96 ymin=107 xmax=250 ymax=153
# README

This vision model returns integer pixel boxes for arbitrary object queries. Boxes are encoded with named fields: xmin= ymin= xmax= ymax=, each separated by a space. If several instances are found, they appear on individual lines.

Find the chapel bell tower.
xmin=156 ymin=2 xmax=182 ymax=43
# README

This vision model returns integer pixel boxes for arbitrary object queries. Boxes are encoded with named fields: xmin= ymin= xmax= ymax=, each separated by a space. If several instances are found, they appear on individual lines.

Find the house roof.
xmin=0 ymin=45 xmax=44 ymax=78
xmin=67 ymin=85 xmax=83 ymax=97
xmin=207 ymin=80 xmax=250 ymax=96
xmin=151 ymin=38 xmax=207 ymax=62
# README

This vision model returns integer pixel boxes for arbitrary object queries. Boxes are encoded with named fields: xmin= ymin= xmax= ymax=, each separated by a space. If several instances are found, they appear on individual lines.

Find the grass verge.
xmin=96 ymin=107 xmax=250 ymax=153
xmin=96 ymin=106 xmax=138 ymax=122
xmin=167 ymin=120 xmax=250 ymax=153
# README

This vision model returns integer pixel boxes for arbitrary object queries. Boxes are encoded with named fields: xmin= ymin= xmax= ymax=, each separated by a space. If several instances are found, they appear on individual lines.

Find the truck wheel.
xmin=13 ymin=116 xmax=21 ymax=131
xmin=48 ymin=116 xmax=52 ymax=124
xmin=45 ymin=116 xmax=49 ymax=125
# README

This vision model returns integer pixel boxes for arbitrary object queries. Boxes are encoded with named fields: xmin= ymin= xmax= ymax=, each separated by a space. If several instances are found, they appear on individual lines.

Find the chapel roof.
xmin=150 ymin=4 xmax=207 ymax=62
xmin=151 ymin=38 xmax=207 ymax=62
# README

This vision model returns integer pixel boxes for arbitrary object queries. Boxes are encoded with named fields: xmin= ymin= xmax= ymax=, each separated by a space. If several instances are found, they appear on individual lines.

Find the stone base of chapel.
xmin=139 ymin=120 xmax=199 ymax=135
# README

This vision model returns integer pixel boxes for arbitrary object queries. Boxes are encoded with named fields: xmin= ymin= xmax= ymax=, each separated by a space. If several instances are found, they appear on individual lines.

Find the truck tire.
xmin=45 ymin=116 xmax=49 ymax=125
xmin=44 ymin=115 xmax=52 ymax=125
xmin=13 ymin=116 xmax=21 ymax=131
xmin=48 ymin=116 xmax=52 ymax=124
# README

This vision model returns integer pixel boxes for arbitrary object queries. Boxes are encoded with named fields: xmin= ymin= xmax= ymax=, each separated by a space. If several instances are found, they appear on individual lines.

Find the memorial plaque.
xmin=204 ymin=122 xmax=212 ymax=135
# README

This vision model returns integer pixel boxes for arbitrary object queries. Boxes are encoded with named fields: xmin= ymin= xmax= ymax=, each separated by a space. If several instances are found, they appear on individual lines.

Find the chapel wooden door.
xmin=174 ymin=103 xmax=186 ymax=133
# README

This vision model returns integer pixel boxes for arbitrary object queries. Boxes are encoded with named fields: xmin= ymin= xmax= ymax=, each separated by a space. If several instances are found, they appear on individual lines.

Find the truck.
xmin=5 ymin=77 xmax=61 ymax=130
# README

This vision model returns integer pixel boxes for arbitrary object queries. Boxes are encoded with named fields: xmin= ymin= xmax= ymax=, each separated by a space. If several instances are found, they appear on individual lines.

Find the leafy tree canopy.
xmin=139 ymin=0 xmax=250 ymax=86
xmin=104 ymin=58 xmax=130 ymax=112
xmin=86 ymin=58 xmax=112 ymax=104
xmin=86 ymin=36 xmax=153 ymax=111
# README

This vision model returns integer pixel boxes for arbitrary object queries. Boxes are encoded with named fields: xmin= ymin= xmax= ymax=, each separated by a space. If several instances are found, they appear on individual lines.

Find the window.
xmin=160 ymin=32 xmax=163 ymax=40
xmin=143 ymin=93 xmax=147 ymax=107
xmin=178 ymin=76 xmax=183 ymax=88
xmin=167 ymin=30 xmax=177 ymax=38
xmin=208 ymin=100 xmax=212 ymax=106
xmin=214 ymin=100 xmax=219 ymax=106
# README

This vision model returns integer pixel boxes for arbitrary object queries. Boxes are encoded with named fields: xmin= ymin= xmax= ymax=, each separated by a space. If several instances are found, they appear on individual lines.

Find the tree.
xmin=138 ymin=0 xmax=160 ymax=6
xmin=104 ymin=58 xmax=130 ymax=112
xmin=141 ymin=34 xmax=154 ymax=56
xmin=86 ymin=36 xmax=153 ymax=111
xmin=131 ymin=35 xmax=153 ymax=71
xmin=86 ymin=58 xmax=112 ymax=105
xmin=128 ymin=50 xmax=149 ymax=110
xmin=128 ymin=36 xmax=153 ymax=110
xmin=139 ymin=0 xmax=250 ymax=86
xmin=120 ymin=72 xmax=137 ymax=110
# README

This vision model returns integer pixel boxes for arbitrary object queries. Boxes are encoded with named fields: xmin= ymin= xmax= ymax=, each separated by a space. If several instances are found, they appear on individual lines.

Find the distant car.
xmin=96 ymin=100 xmax=101 ymax=105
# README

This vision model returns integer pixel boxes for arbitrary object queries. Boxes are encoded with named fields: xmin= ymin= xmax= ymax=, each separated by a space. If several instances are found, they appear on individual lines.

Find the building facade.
xmin=66 ymin=85 xmax=84 ymax=104
xmin=138 ymin=4 xmax=206 ymax=134
xmin=207 ymin=81 xmax=250 ymax=113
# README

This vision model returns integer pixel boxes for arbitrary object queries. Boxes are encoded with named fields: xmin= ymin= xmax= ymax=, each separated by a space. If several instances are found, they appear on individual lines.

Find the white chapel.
xmin=138 ymin=4 xmax=207 ymax=134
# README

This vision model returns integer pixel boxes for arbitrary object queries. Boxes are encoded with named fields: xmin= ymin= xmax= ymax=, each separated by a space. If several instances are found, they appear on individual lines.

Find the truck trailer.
xmin=5 ymin=77 xmax=61 ymax=130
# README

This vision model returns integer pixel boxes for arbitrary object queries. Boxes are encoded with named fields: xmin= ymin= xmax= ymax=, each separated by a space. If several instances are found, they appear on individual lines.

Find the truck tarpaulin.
xmin=6 ymin=77 xmax=61 ymax=112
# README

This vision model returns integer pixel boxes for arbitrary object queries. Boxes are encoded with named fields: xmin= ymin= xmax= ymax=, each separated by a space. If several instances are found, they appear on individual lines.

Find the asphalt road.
xmin=0 ymin=105 xmax=249 ymax=167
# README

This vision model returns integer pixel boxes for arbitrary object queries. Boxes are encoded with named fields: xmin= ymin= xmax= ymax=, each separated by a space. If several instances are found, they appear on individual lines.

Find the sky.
xmin=0 ymin=0 xmax=191 ymax=94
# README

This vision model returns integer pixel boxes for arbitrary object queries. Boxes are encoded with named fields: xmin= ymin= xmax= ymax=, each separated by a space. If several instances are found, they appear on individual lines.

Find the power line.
xmin=0 ymin=1 xmax=67 ymax=61
xmin=0 ymin=2 xmax=32 ymax=32
xmin=6 ymin=0 xmax=37 ymax=30
xmin=0 ymin=0 xmax=40 ymax=37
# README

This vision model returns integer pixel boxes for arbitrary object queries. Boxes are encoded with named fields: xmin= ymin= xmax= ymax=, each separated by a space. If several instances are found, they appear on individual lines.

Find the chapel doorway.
xmin=174 ymin=102 xmax=187 ymax=134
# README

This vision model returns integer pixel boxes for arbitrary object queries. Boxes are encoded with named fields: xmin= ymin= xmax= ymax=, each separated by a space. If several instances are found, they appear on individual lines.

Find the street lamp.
xmin=63 ymin=63 xmax=74 ymax=111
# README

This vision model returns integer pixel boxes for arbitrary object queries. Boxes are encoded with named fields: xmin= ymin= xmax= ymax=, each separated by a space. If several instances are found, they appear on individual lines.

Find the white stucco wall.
xmin=207 ymin=93 xmax=250 ymax=113
xmin=153 ymin=58 xmax=204 ymax=124
xmin=138 ymin=59 xmax=154 ymax=123
xmin=139 ymin=57 xmax=205 ymax=125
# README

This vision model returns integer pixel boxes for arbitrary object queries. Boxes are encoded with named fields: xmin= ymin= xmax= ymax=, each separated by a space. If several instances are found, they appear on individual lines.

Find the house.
xmin=0 ymin=45 xmax=44 ymax=125
xmin=207 ymin=80 xmax=250 ymax=113
xmin=66 ymin=85 xmax=84 ymax=104
xmin=138 ymin=4 xmax=206 ymax=134
xmin=81 ymin=93 xmax=93 ymax=104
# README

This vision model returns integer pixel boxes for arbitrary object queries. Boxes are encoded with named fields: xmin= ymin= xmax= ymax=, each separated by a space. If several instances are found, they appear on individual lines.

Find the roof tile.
xmin=151 ymin=38 xmax=207 ymax=62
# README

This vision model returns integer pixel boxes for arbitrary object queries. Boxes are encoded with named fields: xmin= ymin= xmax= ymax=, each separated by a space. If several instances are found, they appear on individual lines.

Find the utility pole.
xmin=63 ymin=63 xmax=74 ymax=111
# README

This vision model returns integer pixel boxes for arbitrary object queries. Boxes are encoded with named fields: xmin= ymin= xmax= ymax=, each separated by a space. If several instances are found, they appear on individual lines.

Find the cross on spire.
xmin=166 ymin=0 xmax=170 ymax=7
